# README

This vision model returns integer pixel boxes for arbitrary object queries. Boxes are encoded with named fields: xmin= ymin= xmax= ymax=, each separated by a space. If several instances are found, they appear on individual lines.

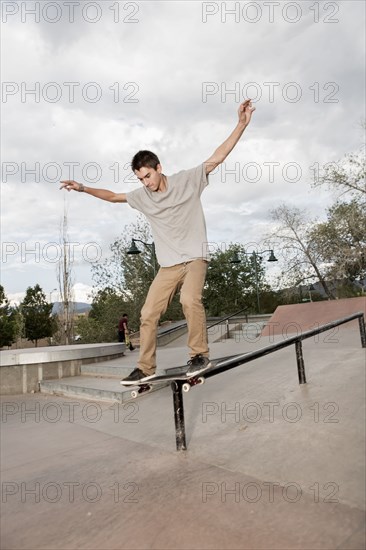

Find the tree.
xmin=56 ymin=205 xmax=75 ymax=344
xmin=92 ymin=215 xmax=155 ymax=305
xmin=309 ymin=142 xmax=366 ymax=295
xmin=77 ymin=288 xmax=128 ymax=343
xmin=312 ymin=146 xmax=365 ymax=200
xmin=203 ymin=244 xmax=268 ymax=316
xmin=268 ymin=205 xmax=335 ymax=299
xmin=270 ymin=139 xmax=366 ymax=299
xmin=309 ymin=199 xmax=366 ymax=288
xmin=0 ymin=286 xmax=17 ymax=348
xmin=21 ymin=284 xmax=57 ymax=347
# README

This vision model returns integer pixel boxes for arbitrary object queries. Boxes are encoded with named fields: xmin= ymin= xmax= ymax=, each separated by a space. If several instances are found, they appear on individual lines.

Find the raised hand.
xmin=238 ymin=99 xmax=256 ymax=126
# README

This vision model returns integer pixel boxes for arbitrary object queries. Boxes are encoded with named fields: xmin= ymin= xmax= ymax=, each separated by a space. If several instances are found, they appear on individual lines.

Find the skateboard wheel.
xmin=182 ymin=383 xmax=191 ymax=393
xmin=198 ymin=377 xmax=205 ymax=385
xmin=131 ymin=390 xmax=138 ymax=398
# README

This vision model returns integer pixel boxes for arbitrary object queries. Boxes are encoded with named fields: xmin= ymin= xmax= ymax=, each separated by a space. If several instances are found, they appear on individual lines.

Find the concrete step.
xmin=80 ymin=364 xmax=134 ymax=378
xmin=212 ymin=321 xmax=267 ymax=342
xmin=230 ymin=324 xmax=266 ymax=339
xmin=39 ymin=375 xmax=169 ymax=403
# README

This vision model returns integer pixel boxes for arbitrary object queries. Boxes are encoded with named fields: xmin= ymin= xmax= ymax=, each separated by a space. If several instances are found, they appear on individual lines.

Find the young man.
xmin=118 ymin=313 xmax=135 ymax=351
xmin=60 ymin=99 xmax=255 ymax=384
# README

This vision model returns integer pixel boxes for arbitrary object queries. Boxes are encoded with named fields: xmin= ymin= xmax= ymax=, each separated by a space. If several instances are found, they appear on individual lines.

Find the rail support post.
xmin=358 ymin=315 xmax=366 ymax=348
xmin=171 ymin=381 xmax=187 ymax=451
xmin=295 ymin=340 xmax=307 ymax=384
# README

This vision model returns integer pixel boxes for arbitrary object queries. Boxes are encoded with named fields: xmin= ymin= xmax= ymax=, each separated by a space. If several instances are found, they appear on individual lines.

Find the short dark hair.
xmin=131 ymin=150 xmax=160 ymax=172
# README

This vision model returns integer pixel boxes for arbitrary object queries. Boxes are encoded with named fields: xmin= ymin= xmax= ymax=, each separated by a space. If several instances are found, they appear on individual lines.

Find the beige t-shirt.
xmin=126 ymin=163 xmax=209 ymax=267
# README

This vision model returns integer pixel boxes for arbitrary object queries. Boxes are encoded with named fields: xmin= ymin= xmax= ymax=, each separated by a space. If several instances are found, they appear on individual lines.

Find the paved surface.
xmin=1 ymin=324 xmax=365 ymax=549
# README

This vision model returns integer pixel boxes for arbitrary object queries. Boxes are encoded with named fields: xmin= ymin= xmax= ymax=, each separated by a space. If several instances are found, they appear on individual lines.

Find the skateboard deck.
xmin=121 ymin=355 xmax=238 ymax=398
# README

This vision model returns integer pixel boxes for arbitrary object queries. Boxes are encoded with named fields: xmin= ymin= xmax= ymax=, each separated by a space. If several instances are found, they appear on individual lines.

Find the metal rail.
xmin=171 ymin=311 xmax=366 ymax=451
xmin=206 ymin=308 xmax=249 ymax=330
xmin=207 ymin=308 xmax=250 ymax=341
xmin=132 ymin=309 xmax=250 ymax=343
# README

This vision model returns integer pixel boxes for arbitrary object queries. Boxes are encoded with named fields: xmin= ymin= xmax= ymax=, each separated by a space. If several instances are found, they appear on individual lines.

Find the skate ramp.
xmin=261 ymin=296 xmax=366 ymax=337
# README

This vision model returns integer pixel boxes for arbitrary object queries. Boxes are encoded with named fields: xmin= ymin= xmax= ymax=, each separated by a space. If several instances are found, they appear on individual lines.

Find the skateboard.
xmin=125 ymin=335 xmax=135 ymax=351
xmin=122 ymin=355 xmax=237 ymax=398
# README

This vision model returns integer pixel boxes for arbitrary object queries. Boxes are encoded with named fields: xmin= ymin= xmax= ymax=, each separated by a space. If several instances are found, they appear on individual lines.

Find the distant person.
xmin=60 ymin=99 xmax=255 ymax=384
xmin=118 ymin=313 xmax=135 ymax=351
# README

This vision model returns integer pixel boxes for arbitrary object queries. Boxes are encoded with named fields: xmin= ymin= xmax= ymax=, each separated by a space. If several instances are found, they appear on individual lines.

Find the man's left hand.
xmin=238 ymin=99 xmax=256 ymax=126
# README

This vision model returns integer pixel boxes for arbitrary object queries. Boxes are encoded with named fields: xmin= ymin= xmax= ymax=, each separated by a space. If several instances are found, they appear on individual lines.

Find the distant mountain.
xmin=51 ymin=302 xmax=92 ymax=314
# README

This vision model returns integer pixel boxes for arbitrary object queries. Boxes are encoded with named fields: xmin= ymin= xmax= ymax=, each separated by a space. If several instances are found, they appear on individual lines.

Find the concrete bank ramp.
xmin=261 ymin=296 xmax=366 ymax=336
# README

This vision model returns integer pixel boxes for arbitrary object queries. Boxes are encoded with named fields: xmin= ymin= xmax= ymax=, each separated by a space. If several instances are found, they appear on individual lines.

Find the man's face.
xmin=134 ymin=165 xmax=163 ymax=192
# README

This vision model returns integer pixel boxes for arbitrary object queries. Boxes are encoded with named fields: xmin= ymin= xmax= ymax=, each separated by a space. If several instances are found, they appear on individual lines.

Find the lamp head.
xmin=230 ymin=251 xmax=241 ymax=264
xmin=127 ymin=239 xmax=141 ymax=255
xmin=267 ymin=250 xmax=278 ymax=262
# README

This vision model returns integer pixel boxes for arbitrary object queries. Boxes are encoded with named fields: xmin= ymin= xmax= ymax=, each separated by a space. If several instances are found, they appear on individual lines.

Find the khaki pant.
xmin=138 ymin=259 xmax=209 ymax=375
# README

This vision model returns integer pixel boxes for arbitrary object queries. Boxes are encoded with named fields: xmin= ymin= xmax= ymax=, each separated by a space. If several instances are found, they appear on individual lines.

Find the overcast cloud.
xmin=1 ymin=0 xmax=365 ymax=304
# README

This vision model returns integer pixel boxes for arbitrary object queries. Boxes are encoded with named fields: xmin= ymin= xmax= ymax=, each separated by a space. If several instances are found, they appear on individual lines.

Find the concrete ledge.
xmin=40 ymin=376 xmax=168 ymax=403
xmin=0 ymin=343 xmax=125 ymax=395
xmin=157 ymin=324 xmax=188 ymax=346
xmin=0 ymin=342 xmax=126 ymax=366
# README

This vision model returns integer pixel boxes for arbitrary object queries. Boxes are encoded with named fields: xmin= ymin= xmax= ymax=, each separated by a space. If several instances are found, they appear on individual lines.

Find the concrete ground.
xmin=1 ymin=327 xmax=365 ymax=549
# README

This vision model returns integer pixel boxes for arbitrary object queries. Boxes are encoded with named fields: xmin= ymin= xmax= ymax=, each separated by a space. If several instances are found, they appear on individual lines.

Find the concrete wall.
xmin=0 ymin=343 xmax=125 ymax=395
xmin=157 ymin=324 xmax=188 ymax=347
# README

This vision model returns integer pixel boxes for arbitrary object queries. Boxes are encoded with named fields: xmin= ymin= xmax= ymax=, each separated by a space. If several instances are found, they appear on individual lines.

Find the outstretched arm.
xmin=59 ymin=180 xmax=127 ymax=203
xmin=204 ymin=99 xmax=255 ymax=175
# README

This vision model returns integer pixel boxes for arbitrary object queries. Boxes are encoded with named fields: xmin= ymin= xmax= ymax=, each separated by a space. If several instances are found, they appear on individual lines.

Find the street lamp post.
xmin=49 ymin=288 xmax=57 ymax=307
xmin=308 ymin=283 xmax=316 ymax=302
xmin=231 ymin=249 xmax=278 ymax=313
xmin=127 ymin=239 xmax=157 ymax=276
xmin=49 ymin=288 xmax=58 ymax=346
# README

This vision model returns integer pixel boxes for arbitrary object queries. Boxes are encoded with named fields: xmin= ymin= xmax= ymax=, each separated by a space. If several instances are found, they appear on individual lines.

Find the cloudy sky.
xmin=1 ymin=0 xmax=365 ymax=304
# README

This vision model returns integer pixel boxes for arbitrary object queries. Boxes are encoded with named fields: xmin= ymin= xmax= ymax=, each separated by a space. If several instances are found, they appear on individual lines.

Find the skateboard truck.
xmin=182 ymin=375 xmax=205 ymax=393
xmin=130 ymin=383 xmax=153 ymax=399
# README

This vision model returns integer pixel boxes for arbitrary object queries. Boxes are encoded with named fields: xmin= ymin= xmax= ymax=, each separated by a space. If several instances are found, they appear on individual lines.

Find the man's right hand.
xmin=59 ymin=181 xmax=127 ymax=203
xmin=60 ymin=180 xmax=83 ymax=192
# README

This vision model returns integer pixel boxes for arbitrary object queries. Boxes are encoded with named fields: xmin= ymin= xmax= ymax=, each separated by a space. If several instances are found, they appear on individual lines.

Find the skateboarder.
xmin=60 ymin=99 xmax=255 ymax=383
xmin=118 ymin=313 xmax=135 ymax=351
